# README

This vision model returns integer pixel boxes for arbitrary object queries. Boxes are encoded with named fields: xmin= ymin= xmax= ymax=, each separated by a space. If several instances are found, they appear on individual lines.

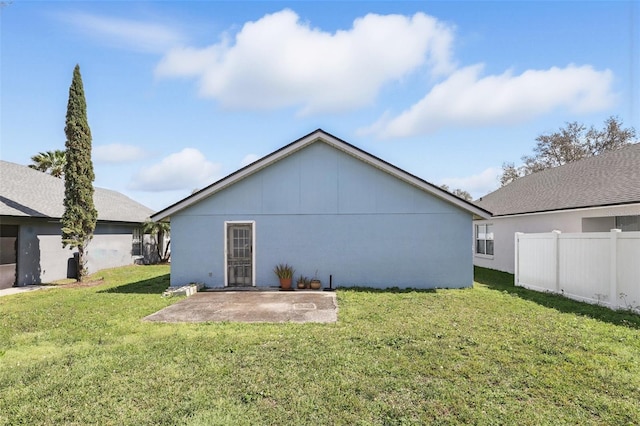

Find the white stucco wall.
xmin=474 ymin=203 xmax=640 ymax=274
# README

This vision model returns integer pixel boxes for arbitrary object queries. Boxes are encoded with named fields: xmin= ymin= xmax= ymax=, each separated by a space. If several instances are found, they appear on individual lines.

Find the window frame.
xmin=475 ymin=223 xmax=494 ymax=257
xmin=615 ymin=215 xmax=640 ymax=232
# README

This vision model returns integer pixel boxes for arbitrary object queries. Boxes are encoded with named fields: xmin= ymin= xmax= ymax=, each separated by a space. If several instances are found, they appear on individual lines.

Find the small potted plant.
xmin=309 ymin=270 xmax=322 ymax=290
xmin=296 ymin=275 xmax=308 ymax=289
xmin=274 ymin=263 xmax=295 ymax=290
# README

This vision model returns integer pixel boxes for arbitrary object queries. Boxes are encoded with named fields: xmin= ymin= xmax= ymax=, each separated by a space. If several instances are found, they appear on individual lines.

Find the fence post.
xmin=552 ymin=230 xmax=561 ymax=293
xmin=610 ymin=229 xmax=621 ymax=309
xmin=514 ymin=232 xmax=523 ymax=286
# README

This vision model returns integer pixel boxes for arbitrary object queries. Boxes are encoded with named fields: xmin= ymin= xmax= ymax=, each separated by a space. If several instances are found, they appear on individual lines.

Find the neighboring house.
xmin=0 ymin=160 xmax=155 ymax=288
xmin=474 ymin=143 xmax=640 ymax=274
xmin=151 ymin=129 xmax=491 ymax=289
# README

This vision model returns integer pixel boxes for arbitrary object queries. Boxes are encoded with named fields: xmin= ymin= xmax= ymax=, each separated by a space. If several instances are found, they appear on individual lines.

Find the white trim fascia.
xmin=152 ymin=130 xmax=491 ymax=221
xmin=482 ymin=202 xmax=640 ymax=220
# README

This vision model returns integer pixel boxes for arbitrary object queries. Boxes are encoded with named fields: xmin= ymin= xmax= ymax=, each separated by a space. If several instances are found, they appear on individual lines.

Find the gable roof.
xmin=0 ymin=160 xmax=153 ymax=223
xmin=152 ymin=129 xmax=491 ymax=221
xmin=476 ymin=143 xmax=640 ymax=216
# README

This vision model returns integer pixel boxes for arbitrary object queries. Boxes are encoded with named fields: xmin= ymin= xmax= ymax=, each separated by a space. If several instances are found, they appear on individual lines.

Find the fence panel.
xmin=558 ymin=235 xmax=609 ymax=305
xmin=617 ymin=233 xmax=640 ymax=311
xmin=515 ymin=230 xmax=640 ymax=312
xmin=516 ymin=233 xmax=557 ymax=292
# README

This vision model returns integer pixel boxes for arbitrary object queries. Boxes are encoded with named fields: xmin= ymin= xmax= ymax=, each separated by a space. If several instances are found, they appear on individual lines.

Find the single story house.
xmin=0 ymin=160 xmax=155 ymax=288
xmin=473 ymin=143 xmax=640 ymax=274
xmin=151 ymin=129 xmax=491 ymax=289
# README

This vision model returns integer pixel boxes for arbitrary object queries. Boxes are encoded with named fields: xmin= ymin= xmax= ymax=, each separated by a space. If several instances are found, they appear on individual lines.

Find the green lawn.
xmin=1 ymin=265 xmax=639 ymax=425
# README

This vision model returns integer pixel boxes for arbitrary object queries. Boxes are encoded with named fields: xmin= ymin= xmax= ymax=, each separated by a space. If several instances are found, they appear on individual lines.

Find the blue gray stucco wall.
xmin=170 ymin=142 xmax=473 ymax=289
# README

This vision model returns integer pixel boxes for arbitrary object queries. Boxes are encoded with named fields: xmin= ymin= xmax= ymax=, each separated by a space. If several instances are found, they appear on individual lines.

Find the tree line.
xmin=500 ymin=116 xmax=637 ymax=186
xmin=440 ymin=116 xmax=636 ymax=199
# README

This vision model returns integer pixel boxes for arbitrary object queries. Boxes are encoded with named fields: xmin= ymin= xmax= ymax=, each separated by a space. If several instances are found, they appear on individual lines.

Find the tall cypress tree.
xmin=61 ymin=64 xmax=97 ymax=282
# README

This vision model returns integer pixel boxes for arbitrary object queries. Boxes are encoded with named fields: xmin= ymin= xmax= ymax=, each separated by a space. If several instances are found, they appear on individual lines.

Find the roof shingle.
xmin=0 ymin=160 xmax=153 ymax=223
xmin=476 ymin=143 xmax=640 ymax=216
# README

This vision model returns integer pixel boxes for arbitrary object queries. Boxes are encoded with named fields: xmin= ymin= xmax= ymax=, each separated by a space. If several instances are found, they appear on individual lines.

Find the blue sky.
xmin=2 ymin=1 xmax=638 ymax=211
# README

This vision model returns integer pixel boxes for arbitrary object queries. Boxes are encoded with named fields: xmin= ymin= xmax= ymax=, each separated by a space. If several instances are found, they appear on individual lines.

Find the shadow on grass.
xmin=475 ymin=266 xmax=640 ymax=329
xmin=98 ymin=274 xmax=170 ymax=295
xmin=337 ymin=286 xmax=437 ymax=294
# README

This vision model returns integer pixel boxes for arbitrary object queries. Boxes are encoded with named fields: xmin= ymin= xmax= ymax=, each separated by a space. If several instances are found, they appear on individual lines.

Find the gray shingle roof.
xmin=0 ymin=160 xmax=153 ymax=223
xmin=476 ymin=143 xmax=640 ymax=216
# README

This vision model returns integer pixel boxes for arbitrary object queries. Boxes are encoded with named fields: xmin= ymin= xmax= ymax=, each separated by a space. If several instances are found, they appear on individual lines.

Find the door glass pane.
xmin=228 ymin=224 xmax=252 ymax=286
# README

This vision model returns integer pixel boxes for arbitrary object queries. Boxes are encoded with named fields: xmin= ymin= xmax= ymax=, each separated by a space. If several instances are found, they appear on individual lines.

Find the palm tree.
xmin=142 ymin=220 xmax=171 ymax=263
xmin=29 ymin=150 xmax=66 ymax=178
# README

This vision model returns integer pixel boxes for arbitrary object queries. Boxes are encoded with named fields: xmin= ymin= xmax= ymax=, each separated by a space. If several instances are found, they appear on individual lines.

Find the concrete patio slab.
xmin=0 ymin=285 xmax=48 ymax=297
xmin=143 ymin=291 xmax=338 ymax=323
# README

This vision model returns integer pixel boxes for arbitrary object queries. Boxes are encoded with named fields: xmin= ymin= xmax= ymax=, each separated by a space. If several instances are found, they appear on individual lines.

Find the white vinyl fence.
xmin=515 ymin=230 xmax=640 ymax=312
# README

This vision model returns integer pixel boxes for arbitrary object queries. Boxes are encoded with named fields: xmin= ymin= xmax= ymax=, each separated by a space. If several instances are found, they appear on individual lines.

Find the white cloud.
xmin=129 ymin=148 xmax=221 ymax=192
xmin=440 ymin=167 xmax=501 ymax=200
xmin=367 ymin=64 xmax=615 ymax=138
xmin=60 ymin=12 xmax=185 ymax=53
xmin=94 ymin=143 xmax=147 ymax=163
xmin=240 ymin=153 xmax=260 ymax=167
xmin=155 ymin=9 xmax=456 ymax=114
